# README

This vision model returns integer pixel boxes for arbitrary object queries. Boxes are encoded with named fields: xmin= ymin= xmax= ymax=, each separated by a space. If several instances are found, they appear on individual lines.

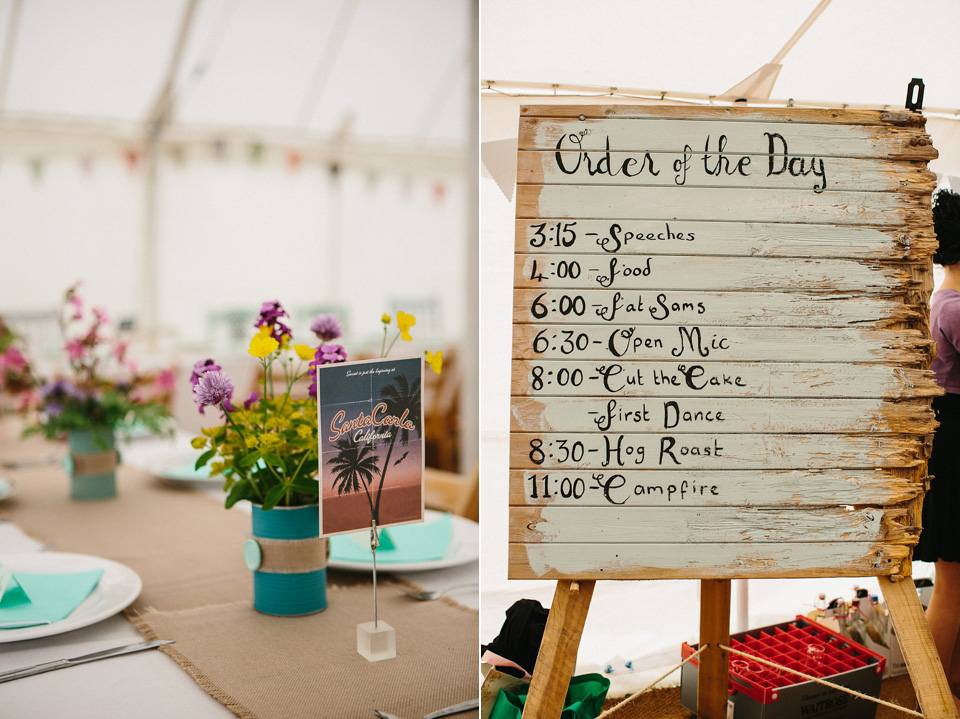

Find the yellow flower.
xmin=249 ymin=332 xmax=279 ymax=358
xmin=280 ymin=334 xmax=291 ymax=350
xmin=425 ymin=350 xmax=442 ymax=375
xmin=257 ymin=325 xmax=272 ymax=337
xmin=396 ymin=311 xmax=416 ymax=341
xmin=210 ymin=461 xmax=226 ymax=475
xmin=244 ymin=435 xmax=258 ymax=449
xmin=294 ymin=344 xmax=314 ymax=361
xmin=381 ymin=313 xmax=391 ymax=325
xmin=297 ymin=425 xmax=313 ymax=439
xmin=258 ymin=433 xmax=281 ymax=446
xmin=191 ymin=436 xmax=207 ymax=450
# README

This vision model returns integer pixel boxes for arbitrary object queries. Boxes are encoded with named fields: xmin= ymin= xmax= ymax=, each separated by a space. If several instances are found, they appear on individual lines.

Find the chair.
xmin=423 ymin=346 xmax=461 ymax=472
xmin=424 ymin=463 xmax=479 ymax=522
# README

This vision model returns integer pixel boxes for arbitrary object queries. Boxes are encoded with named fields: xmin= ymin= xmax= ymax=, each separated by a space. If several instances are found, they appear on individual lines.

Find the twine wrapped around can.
xmin=245 ymin=504 xmax=327 ymax=616
xmin=65 ymin=428 xmax=118 ymax=500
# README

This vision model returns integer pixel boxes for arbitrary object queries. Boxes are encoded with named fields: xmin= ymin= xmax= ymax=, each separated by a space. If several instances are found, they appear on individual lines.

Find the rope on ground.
xmin=596 ymin=645 xmax=708 ymax=719
xmin=721 ymin=645 xmax=922 ymax=718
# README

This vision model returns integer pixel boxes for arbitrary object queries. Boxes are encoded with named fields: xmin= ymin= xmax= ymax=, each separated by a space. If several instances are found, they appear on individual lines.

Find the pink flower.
xmin=1 ymin=347 xmax=25 ymax=370
xmin=92 ymin=307 xmax=109 ymax=325
xmin=154 ymin=369 xmax=176 ymax=393
xmin=112 ymin=341 xmax=128 ymax=362
xmin=16 ymin=390 xmax=38 ymax=412
xmin=65 ymin=339 xmax=85 ymax=362
xmin=69 ymin=292 xmax=83 ymax=319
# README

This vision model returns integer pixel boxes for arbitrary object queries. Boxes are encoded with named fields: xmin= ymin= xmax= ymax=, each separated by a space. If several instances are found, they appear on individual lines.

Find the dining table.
xmin=0 ymin=422 xmax=479 ymax=719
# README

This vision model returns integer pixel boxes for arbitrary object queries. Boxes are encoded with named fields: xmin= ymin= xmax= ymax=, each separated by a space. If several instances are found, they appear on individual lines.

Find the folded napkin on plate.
xmin=163 ymin=460 xmax=213 ymax=481
xmin=0 ymin=563 xmax=103 ymax=629
xmin=329 ymin=513 xmax=453 ymax=563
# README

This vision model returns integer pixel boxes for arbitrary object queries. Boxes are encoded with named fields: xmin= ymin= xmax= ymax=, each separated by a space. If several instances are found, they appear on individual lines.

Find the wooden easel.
xmin=521 ymin=576 xmax=958 ymax=719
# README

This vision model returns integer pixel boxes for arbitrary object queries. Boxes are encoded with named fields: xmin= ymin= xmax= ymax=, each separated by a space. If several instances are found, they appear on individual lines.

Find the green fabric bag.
xmin=489 ymin=673 xmax=610 ymax=719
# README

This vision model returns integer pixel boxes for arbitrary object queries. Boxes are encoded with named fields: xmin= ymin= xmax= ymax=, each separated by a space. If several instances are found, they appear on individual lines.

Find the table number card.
xmin=317 ymin=356 xmax=425 ymax=537
xmin=509 ymin=105 xmax=939 ymax=581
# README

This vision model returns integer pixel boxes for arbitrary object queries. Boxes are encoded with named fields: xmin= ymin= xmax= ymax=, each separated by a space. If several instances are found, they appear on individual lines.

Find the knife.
xmin=423 ymin=698 xmax=480 ymax=718
xmin=0 ymin=639 xmax=174 ymax=683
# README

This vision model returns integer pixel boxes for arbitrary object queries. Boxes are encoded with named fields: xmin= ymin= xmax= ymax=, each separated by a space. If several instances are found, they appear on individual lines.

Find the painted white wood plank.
xmin=521 ymin=105 xmax=925 ymax=127
xmin=518 ymin=117 xmax=935 ymax=161
xmin=514 ymin=219 xmax=934 ymax=259
xmin=515 ymin=254 xmax=917 ymax=292
xmin=509 ymin=432 xmax=924 ymax=471
xmin=518 ymin=151 xmax=935 ymax=193
xmin=510 ymin=506 xmax=913 ymax=544
xmin=510 ymin=360 xmax=939 ymax=399
xmin=508 ymin=542 xmax=910 ymax=580
xmin=512 ymin=324 xmax=931 ymax=363
xmin=517 ymin=185 xmax=924 ymax=226
xmin=508 ymin=469 xmax=921 ymax=508
xmin=510 ymin=397 xmax=934 ymax=434
xmin=513 ymin=292 xmax=919 ymax=327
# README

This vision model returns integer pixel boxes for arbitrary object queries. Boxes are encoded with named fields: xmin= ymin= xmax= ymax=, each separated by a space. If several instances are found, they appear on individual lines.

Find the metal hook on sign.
xmin=906 ymin=78 xmax=925 ymax=112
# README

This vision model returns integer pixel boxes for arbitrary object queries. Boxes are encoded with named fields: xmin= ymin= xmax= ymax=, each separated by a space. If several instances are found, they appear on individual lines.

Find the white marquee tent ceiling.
xmin=0 ymin=0 xmax=471 ymax=163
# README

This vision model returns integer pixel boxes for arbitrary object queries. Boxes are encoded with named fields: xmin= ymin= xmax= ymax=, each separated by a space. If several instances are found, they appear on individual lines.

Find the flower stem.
xmin=384 ymin=331 xmax=400 ymax=357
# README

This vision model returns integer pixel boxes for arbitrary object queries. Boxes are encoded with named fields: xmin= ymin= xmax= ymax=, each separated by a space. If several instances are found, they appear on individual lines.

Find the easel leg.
xmin=699 ymin=579 xmax=731 ymax=719
xmin=880 ymin=575 xmax=959 ymax=719
xmin=522 ymin=579 xmax=596 ymax=719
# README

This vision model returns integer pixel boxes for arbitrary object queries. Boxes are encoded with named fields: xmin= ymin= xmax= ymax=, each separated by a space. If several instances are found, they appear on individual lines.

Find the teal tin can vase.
xmin=245 ymin=503 xmax=327 ymax=616
xmin=65 ymin=427 xmax=118 ymax=500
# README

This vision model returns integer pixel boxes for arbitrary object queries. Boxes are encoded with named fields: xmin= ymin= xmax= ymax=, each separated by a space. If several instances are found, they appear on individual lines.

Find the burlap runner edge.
xmin=124 ymin=608 xmax=258 ymax=719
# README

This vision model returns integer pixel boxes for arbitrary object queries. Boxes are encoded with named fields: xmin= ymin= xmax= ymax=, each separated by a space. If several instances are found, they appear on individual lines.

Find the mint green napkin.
xmin=0 ymin=565 xmax=103 ymax=629
xmin=164 ymin=460 xmax=214 ymax=481
xmin=329 ymin=513 xmax=453 ymax=564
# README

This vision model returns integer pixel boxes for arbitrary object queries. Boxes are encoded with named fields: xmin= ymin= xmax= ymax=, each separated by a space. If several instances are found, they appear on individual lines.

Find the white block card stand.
xmin=358 ymin=521 xmax=396 ymax=662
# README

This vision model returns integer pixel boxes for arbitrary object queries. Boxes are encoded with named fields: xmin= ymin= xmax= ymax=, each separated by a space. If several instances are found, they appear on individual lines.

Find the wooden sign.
xmin=509 ymin=105 xmax=939 ymax=581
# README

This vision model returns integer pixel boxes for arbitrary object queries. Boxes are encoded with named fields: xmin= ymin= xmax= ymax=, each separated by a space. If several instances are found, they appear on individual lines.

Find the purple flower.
xmin=307 ymin=344 xmax=347 ymax=398
xmin=254 ymin=301 xmax=292 ymax=343
xmin=190 ymin=359 xmax=221 ymax=386
xmin=40 ymin=380 xmax=86 ymax=416
xmin=309 ymin=313 xmax=343 ymax=342
xmin=42 ymin=380 xmax=84 ymax=401
xmin=192 ymin=370 xmax=235 ymax=414
xmin=243 ymin=392 xmax=259 ymax=410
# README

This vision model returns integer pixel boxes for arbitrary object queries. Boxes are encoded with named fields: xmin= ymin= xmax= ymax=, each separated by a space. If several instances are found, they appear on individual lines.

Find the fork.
xmin=391 ymin=582 xmax=477 ymax=601
xmin=371 ymin=698 xmax=479 ymax=718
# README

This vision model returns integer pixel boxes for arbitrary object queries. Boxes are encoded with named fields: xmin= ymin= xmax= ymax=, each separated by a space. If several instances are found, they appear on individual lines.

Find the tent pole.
xmin=0 ymin=0 xmax=23 ymax=113
xmin=461 ymin=0 xmax=479 ymax=475
xmin=140 ymin=0 xmax=199 ymax=348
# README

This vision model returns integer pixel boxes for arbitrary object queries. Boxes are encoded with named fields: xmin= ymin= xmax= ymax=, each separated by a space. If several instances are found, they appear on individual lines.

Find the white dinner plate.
xmin=0 ymin=476 xmax=18 ymax=502
xmin=0 ymin=552 xmax=142 ymax=643
xmin=328 ymin=510 xmax=479 ymax=572
xmin=148 ymin=453 xmax=224 ymax=488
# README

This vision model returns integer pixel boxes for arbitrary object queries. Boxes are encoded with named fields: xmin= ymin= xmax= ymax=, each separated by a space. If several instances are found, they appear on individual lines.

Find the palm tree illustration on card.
xmin=317 ymin=357 xmax=424 ymax=536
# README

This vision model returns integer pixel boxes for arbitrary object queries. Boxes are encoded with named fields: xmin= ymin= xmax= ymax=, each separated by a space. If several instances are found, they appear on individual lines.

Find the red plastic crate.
xmin=681 ymin=616 xmax=886 ymax=704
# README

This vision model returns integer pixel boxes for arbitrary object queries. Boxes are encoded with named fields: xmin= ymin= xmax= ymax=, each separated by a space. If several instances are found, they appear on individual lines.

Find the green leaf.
xmin=262 ymin=483 xmax=287 ymax=511
xmin=290 ymin=475 xmax=319 ymax=496
xmin=238 ymin=452 xmax=262 ymax=468
xmin=195 ymin=449 xmax=216 ymax=470
xmin=262 ymin=453 xmax=285 ymax=471
xmin=224 ymin=479 xmax=253 ymax=509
